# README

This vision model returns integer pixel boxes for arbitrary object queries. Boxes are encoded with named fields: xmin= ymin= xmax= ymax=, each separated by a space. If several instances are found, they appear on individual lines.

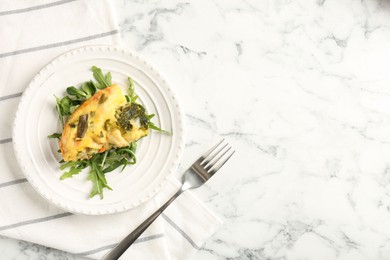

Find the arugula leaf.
xmin=105 ymin=72 xmax=112 ymax=86
xmin=81 ymin=81 xmax=96 ymax=97
xmin=146 ymin=114 xmax=171 ymax=134
xmin=66 ymin=86 xmax=87 ymax=100
xmin=69 ymin=105 xmax=79 ymax=114
xmin=88 ymin=154 xmax=112 ymax=199
xmin=60 ymin=165 xmax=85 ymax=180
xmin=127 ymin=77 xmax=138 ymax=103
xmin=148 ymin=122 xmax=171 ymax=134
xmin=54 ymin=96 xmax=64 ymax=122
xmin=91 ymin=80 xmax=102 ymax=90
xmin=102 ymin=143 xmax=137 ymax=173
xmin=91 ymin=66 xmax=111 ymax=89
xmin=59 ymin=160 xmax=88 ymax=180
xmin=102 ymin=158 xmax=128 ymax=173
xmin=48 ymin=133 xmax=61 ymax=139
xmin=55 ymin=96 xmax=70 ymax=126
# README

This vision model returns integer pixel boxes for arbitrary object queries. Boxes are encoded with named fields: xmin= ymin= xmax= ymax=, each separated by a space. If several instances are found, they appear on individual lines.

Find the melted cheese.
xmin=59 ymin=84 xmax=148 ymax=161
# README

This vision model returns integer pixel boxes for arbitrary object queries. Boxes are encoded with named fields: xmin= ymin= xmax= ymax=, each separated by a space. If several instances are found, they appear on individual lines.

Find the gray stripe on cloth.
xmin=161 ymin=213 xmax=200 ymax=250
xmin=0 ymin=212 xmax=73 ymax=231
xmin=0 ymin=138 xmax=12 ymax=144
xmin=0 ymin=92 xmax=22 ymax=102
xmin=75 ymin=233 xmax=165 ymax=257
xmin=0 ymin=178 xmax=27 ymax=188
xmin=0 ymin=0 xmax=76 ymax=16
xmin=0 ymin=30 xmax=119 ymax=59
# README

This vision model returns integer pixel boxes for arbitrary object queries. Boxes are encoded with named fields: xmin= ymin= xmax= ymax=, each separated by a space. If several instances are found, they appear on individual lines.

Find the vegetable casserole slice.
xmin=59 ymin=84 xmax=149 ymax=161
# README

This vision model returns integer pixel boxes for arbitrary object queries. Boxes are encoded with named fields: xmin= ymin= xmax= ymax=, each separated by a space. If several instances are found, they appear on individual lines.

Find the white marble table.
xmin=3 ymin=0 xmax=390 ymax=259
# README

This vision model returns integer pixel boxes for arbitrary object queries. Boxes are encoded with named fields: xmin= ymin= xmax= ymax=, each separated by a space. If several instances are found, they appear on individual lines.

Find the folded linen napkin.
xmin=0 ymin=0 xmax=221 ymax=259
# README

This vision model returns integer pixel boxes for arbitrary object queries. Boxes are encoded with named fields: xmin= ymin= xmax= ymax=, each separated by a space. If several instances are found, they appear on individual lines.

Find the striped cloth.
xmin=0 ymin=1 xmax=221 ymax=259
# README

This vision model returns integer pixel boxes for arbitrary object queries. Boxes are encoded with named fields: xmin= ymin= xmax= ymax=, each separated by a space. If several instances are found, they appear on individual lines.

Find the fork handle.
xmin=101 ymin=188 xmax=184 ymax=260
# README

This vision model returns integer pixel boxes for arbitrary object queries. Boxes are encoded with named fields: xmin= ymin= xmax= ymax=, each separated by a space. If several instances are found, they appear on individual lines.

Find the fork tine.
xmin=204 ymin=145 xmax=231 ymax=170
xmin=208 ymin=150 xmax=235 ymax=175
xmin=199 ymin=139 xmax=224 ymax=164
xmin=202 ymin=142 xmax=229 ymax=167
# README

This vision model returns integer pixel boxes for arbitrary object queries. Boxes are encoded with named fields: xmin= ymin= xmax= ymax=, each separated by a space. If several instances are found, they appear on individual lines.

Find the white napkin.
xmin=0 ymin=0 xmax=222 ymax=259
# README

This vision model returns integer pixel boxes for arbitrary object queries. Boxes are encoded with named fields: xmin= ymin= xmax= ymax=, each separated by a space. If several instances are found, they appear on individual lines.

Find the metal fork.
xmin=101 ymin=139 xmax=234 ymax=260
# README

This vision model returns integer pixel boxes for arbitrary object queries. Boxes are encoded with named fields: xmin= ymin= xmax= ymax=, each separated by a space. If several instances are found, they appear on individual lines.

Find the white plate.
xmin=12 ymin=45 xmax=185 ymax=215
